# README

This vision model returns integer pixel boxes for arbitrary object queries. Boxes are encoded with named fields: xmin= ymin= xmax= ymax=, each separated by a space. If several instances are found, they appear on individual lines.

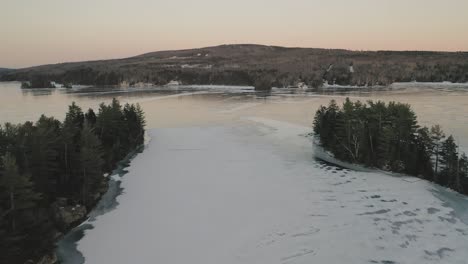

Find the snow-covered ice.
xmin=68 ymin=118 xmax=468 ymax=264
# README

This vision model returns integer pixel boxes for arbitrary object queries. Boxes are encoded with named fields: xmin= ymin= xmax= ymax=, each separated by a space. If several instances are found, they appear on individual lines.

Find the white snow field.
xmin=74 ymin=118 xmax=468 ymax=264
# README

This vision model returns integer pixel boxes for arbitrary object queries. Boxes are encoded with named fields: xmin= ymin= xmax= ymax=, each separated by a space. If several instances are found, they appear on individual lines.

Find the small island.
xmin=0 ymin=99 xmax=145 ymax=263
xmin=21 ymin=76 xmax=56 ymax=89
xmin=313 ymin=98 xmax=468 ymax=194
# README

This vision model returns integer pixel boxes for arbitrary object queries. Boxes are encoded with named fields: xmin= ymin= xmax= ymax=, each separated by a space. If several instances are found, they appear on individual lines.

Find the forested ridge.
xmin=0 ymin=99 xmax=145 ymax=263
xmin=2 ymin=44 xmax=468 ymax=89
xmin=313 ymin=99 xmax=468 ymax=194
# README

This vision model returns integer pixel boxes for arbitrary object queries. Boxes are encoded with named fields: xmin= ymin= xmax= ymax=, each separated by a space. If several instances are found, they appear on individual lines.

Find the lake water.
xmin=2 ymin=82 xmax=468 ymax=151
xmin=1 ymin=82 xmax=468 ymax=263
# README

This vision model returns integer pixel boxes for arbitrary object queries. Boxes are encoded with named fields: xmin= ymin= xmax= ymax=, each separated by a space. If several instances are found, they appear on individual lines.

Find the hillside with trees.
xmin=1 ymin=44 xmax=468 ymax=89
xmin=313 ymin=98 xmax=468 ymax=194
xmin=0 ymin=99 xmax=145 ymax=263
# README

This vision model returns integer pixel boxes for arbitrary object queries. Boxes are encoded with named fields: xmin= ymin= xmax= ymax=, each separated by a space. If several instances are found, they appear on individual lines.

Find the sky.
xmin=1 ymin=0 xmax=468 ymax=68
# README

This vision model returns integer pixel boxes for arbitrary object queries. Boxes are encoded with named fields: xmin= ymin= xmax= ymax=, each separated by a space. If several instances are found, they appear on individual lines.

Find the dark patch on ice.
xmin=390 ymin=219 xmax=424 ymax=234
xmin=281 ymin=249 xmax=315 ymax=261
xmin=370 ymin=195 xmax=381 ymax=199
xmin=370 ymin=261 xmax=398 ymax=264
xmin=366 ymin=205 xmax=374 ymax=208
xmin=380 ymin=199 xmax=397 ymax=203
xmin=433 ymin=233 xmax=447 ymax=237
xmin=291 ymin=228 xmax=320 ymax=237
xmin=332 ymin=180 xmax=352 ymax=185
xmin=438 ymin=212 xmax=457 ymax=224
xmin=315 ymin=159 xmax=347 ymax=171
xmin=402 ymin=202 xmax=408 ymax=205
xmin=358 ymin=209 xmax=391 ymax=215
xmin=358 ymin=190 xmax=368 ymax=192
xmin=427 ymin=207 xmax=441 ymax=214
xmin=309 ymin=214 xmax=328 ymax=217
xmin=399 ymin=241 xmax=409 ymax=248
xmin=405 ymin=234 xmax=418 ymax=241
xmin=424 ymin=248 xmax=454 ymax=259
xmin=455 ymin=228 xmax=468 ymax=235
xmin=403 ymin=211 xmax=417 ymax=216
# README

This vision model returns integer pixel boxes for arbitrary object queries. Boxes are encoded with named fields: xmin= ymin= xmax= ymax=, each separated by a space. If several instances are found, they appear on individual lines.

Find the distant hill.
xmin=0 ymin=68 xmax=12 ymax=73
xmin=2 ymin=44 xmax=468 ymax=89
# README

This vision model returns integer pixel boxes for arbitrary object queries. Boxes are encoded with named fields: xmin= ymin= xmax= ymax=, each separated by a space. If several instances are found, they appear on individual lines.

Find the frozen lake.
xmin=1 ymin=82 xmax=468 ymax=263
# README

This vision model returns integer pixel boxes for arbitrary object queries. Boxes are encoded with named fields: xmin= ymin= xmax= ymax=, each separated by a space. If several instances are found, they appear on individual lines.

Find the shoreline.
xmin=6 ymin=80 xmax=468 ymax=91
xmin=312 ymin=139 xmax=468 ymax=225
xmin=34 ymin=144 xmax=147 ymax=264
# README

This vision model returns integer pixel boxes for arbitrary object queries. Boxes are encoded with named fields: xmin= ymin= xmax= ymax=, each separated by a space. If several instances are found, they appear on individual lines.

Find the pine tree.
xmin=96 ymin=99 xmax=125 ymax=170
xmin=0 ymin=153 xmax=41 ymax=231
xmin=64 ymin=102 xmax=85 ymax=130
xmin=135 ymin=103 xmax=146 ymax=145
xmin=61 ymin=102 xmax=85 ymax=194
xmin=430 ymin=124 xmax=445 ymax=181
xmin=313 ymin=106 xmax=326 ymax=137
xmin=85 ymin=108 xmax=97 ymax=127
xmin=29 ymin=115 xmax=61 ymax=199
xmin=440 ymin=136 xmax=458 ymax=186
xmin=459 ymin=153 xmax=468 ymax=193
xmin=414 ymin=127 xmax=434 ymax=178
xmin=79 ymin=122 xmax=104 ymax=206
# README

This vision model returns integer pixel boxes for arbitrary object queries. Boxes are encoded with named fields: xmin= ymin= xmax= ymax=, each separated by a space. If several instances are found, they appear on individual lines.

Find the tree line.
xmin=3 ymin=45 xmax=468 ymax=90
xmin=313 ymin=98 xmax=468 ymax=194
xmin=0 ymin=98 xmax=145 ymax=263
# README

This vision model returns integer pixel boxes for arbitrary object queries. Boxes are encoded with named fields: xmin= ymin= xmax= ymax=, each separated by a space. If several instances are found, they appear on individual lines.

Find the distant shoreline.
xmin=1 ymin=44 xmax=467 ymax=90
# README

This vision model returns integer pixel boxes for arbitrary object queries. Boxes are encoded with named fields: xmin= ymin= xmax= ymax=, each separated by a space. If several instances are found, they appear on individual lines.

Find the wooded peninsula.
xmin=0 ymin=99 xmax=146 ymax=263
xmin=313 ymin=98 xmax=468 ymax=194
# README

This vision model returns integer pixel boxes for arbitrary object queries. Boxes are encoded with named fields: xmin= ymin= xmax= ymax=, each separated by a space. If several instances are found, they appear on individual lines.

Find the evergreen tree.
xmin=79 ymin=122 xmax=104 ymax=206
xmin=459 ymin=153 xmax=468 ymax=192
xmin=413 ymin=127 xmax=434 ymax=178
xmin=0 ymin=153 xmax=41 ymax=231
xmin=135 ymin=103 xmax=146 ymax=145
xmin=85 ymin=108 xmax=97 ymax=127
xmin=61 ymin=102 xmax=85 ymax=195
xmin=28 ymin=116 xmax=61 ymax=200
xmin=440 ymin=136 xmax=458 ymax=187
xmin=430 ymin=124 xmax=445 ymax=180
xmin=96 ymin=99 xmax=124 ymax=169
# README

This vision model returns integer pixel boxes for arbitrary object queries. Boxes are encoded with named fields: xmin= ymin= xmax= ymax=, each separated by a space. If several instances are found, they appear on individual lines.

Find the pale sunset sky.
xmin=1 ymin=0 xmax=467 ymax=68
